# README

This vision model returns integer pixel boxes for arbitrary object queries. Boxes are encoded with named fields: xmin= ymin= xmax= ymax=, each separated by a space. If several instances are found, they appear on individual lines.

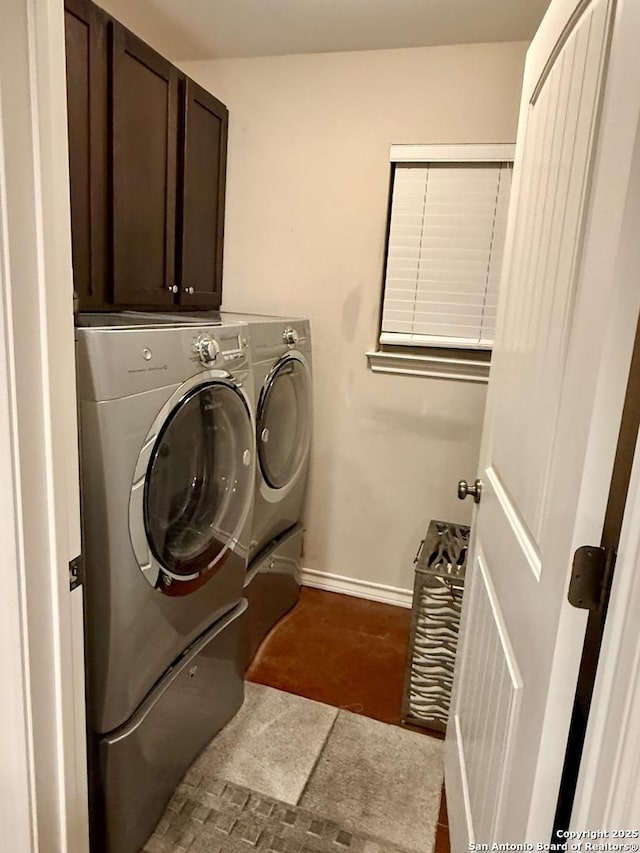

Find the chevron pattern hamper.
xmin=402 ymin=520 xmax=470 ymax=732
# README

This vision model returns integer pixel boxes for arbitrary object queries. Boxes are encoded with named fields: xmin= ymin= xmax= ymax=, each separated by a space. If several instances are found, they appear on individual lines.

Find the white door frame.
xmin=570 ymin=60 xmax=640 ymax=823
xmin=571 ymin=430 xmax=640 ymax=829
xmin=0 ymin=125 xmax=38 ymax=853
xmin=0 ymin=0 xmax=88 ymax=851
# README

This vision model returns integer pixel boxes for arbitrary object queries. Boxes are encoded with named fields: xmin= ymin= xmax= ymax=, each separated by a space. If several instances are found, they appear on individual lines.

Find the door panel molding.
xmin=453 ymin=552 xmax=523 ymax=844
xmin=452 ymin=714 xmax=476 ymax=842
xmin=486 ymin=466 xmax=542 ymax=580
xmin=531 ymin=0 xmax=613 ymax=105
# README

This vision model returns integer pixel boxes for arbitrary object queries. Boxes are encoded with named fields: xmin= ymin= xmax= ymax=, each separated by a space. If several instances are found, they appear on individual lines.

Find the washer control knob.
xmin=194 ymin=334 xmax=219 ymax=365
xmin=283 ymin=327 xmax=299 ymax=346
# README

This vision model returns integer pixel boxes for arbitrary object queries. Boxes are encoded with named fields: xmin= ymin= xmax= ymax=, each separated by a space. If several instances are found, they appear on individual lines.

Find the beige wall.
xmin=183 ymin=43 xmax=527 ymax=593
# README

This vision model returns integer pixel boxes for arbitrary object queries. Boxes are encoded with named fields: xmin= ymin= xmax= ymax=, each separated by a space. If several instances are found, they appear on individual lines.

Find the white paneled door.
xmin=446 ymin=0 xmax=640 ymax=846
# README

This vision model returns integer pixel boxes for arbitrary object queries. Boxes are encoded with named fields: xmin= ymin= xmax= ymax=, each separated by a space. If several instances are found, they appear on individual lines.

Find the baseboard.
xmin=299 ymin=567 xmax=412 ymax=609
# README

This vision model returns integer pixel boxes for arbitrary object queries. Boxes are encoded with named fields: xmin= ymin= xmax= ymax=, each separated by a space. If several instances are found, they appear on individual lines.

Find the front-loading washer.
xmin=76 ymin=313 xmax=254 ymax=853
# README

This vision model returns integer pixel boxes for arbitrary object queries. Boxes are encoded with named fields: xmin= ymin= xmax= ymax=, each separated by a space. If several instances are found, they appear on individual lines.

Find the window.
xmin=368 ymin=144 xmax=514 ymax=382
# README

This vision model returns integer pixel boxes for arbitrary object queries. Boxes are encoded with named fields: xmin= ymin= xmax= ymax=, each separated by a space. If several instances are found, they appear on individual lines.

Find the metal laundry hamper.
xmin=402 ymin=519 xmax=470 ymax=732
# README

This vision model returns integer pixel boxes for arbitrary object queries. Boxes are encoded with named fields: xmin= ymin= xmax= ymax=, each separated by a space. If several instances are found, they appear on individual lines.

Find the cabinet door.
xmin=64 ymin=0 xmax=108 ymax=310
xmin=111 ymin=25 xmax=178 ymax=307
xmin=178 ymin=78 xmax=228 ymax=309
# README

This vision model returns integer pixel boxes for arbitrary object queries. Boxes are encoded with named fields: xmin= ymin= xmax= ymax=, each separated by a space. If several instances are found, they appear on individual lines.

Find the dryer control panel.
xmin=283 ymin=327 xmax=300 ymax=346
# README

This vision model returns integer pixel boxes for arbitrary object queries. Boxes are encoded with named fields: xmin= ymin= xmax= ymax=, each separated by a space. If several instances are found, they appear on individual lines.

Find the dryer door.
xmin=130 ymin=378 xmax=254 ymax=594
xmin=257 ymin=353 xmax=312 ymax=490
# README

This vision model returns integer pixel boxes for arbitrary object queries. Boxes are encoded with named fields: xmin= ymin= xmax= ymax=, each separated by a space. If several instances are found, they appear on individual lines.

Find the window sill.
xmin=366 ymin=350 xmax=490 ymax=384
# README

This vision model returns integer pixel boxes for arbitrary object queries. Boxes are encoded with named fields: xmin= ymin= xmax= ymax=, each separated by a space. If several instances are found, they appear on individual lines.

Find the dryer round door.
xmin=257 ymin=353 xmax=312 ymax=491
xmin=129 ymin=377 xmax=254 ymax=595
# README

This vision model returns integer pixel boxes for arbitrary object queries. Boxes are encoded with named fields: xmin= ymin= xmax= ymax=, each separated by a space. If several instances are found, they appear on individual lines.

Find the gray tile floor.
xmin=300 ymin=711 xmax=444 ymax=852
xmin=190 ymin=684 xmax=339 ymax=805
xmin=144 ymin=684 xmax=444 ymax=853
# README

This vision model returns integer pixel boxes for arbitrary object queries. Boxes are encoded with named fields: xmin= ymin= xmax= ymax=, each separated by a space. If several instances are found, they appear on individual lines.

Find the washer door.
xmin=131 ymin=378 xmax=254 ymax=595
xmin=257 ymin=353 xmax=312 ymax=490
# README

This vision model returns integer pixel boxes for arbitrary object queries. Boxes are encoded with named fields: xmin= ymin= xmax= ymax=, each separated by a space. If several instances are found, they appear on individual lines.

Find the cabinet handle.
xmin=167 ymin=285 xmax=178 ymax=293
xmin=185 ymin=286 xmax=195 ymax=295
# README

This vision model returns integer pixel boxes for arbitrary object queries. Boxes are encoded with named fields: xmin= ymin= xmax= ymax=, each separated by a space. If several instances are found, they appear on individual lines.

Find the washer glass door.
xmin=258 ymin=355 xmax=312 ymax=490
xmin=144 ymin=381 xmax=253 ymax=583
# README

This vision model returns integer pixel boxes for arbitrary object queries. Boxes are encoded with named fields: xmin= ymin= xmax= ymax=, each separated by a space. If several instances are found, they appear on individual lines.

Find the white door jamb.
xmin=0 ymin=0 xmax=89 ymax=850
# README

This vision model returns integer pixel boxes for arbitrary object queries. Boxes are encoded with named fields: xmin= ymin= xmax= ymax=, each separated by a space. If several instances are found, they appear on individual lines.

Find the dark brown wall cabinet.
xmin=64 ymin=0 xmax=108 ymax=310
xmin=64 ymin=0 xmax=228 ymax=312
xmin=180 ymin=80 xmax=228 ymax=309
xmin=111 ymin=28 xmax=178 ymax=308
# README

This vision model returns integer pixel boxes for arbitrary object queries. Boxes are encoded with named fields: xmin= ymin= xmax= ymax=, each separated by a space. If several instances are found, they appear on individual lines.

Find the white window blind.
xmin=380 ymin=159 xmax=512 ymax=349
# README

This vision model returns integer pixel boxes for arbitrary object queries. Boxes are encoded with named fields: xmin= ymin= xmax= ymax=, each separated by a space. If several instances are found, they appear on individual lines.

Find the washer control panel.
xmin=190 ymin=330 xmax=247 ymax=368
xmin=194 ymin=334 xmax=220 ymax=365
xmin=220 ymin=333 xmax=247 ymax=365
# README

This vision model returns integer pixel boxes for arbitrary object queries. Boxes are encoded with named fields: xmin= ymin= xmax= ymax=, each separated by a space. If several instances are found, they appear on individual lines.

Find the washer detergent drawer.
xmin=244 ymin=523 xmax=302 ymax=666
xmin=100 ymin=600 xmax=247 ymax=853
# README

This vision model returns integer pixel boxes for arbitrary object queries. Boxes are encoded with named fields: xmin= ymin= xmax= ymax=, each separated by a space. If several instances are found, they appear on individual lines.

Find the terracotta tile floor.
xmin=246 ymin=586 xmax=451 ymax=852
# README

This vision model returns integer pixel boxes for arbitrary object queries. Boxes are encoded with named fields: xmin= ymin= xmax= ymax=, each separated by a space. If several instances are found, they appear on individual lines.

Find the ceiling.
xmin=95 ymin=0 xmax=551 ymax=62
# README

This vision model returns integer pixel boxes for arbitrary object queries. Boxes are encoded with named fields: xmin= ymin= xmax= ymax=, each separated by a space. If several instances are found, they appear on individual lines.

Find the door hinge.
xmin=568 ymin=545 xmax=616 ymax=612
xmin=69 ymin=555 xmax=84 ymax=591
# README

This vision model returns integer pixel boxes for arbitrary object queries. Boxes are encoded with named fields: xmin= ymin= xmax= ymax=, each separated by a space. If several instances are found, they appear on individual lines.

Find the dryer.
xmin=241 ymin=314 xmax=312 ymax=557
xmin=221 ymin=312 xmax=313 ymax=661
xmin=76 ymin=313 xmax=254 ymax=853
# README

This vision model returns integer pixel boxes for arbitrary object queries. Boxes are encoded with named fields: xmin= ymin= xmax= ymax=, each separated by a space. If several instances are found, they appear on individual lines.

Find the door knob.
xmin=458 ymin=478 xmax=482 ymax=504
